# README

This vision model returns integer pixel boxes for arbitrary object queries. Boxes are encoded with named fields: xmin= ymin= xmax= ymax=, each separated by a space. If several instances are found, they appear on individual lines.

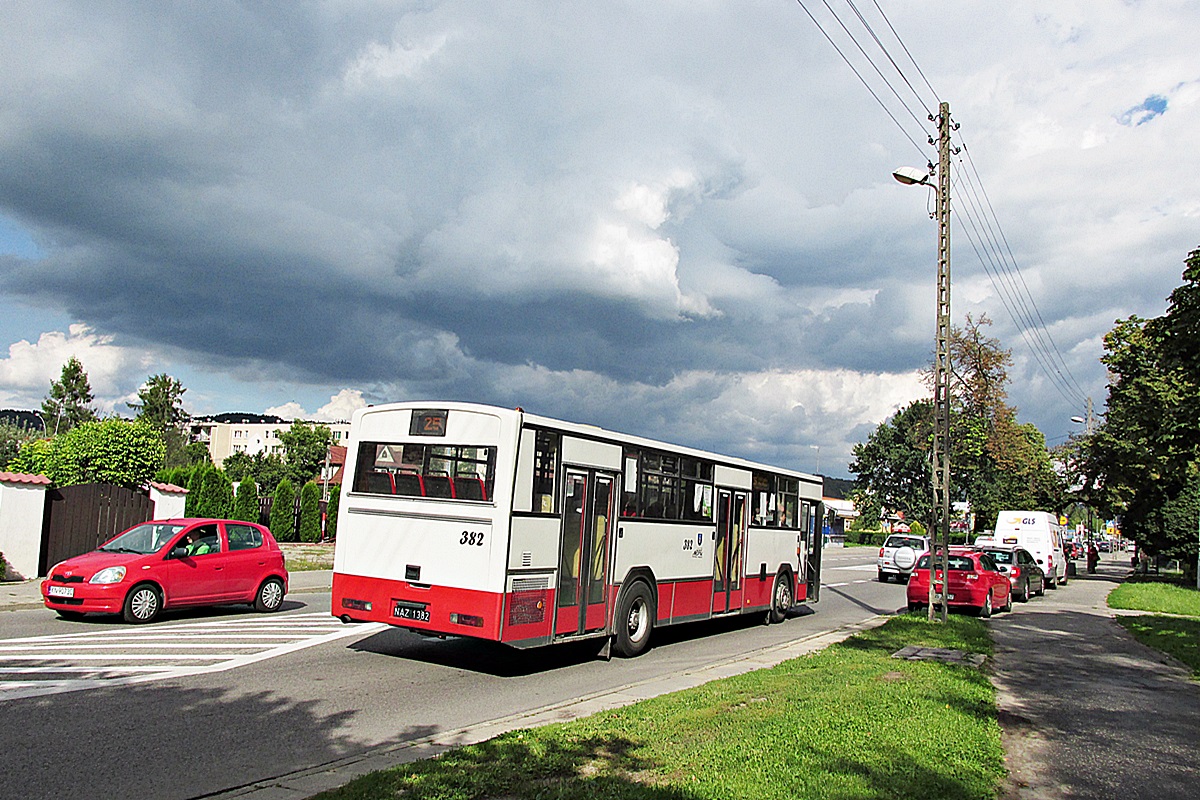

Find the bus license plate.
xmin=49 ymin=586 xmax=75 ymax=598
xmin=394 ymin=604 xmax=430 ymax=623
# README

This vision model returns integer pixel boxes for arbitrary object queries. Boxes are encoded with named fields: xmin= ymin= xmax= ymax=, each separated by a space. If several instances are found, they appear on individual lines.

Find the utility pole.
xmin=929 ymin=101 xmax=953 ymax=624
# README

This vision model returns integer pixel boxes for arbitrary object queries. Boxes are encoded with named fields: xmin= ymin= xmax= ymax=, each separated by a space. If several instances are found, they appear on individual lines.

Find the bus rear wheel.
xmin=613 ymin=581 xmax=654 ymax=658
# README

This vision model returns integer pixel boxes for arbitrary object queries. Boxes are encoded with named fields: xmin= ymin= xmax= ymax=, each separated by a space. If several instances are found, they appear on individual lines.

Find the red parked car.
xmin=41 ymin=519 xmax=289 ymax=624
xmin=906 ymin=547 xmax=1012 ymax=617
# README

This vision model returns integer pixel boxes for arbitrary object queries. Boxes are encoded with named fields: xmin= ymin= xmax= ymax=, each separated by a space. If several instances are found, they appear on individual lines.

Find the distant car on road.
xmin=907 ymin=547 xmax=1012 ymax=617
xmin=41 ymin=519 xmax=289 ymax=624
xmin=974 ymin=545 xmax=1045 ymax=602
xmin=877 ymin=534 xmax=930 ymax=582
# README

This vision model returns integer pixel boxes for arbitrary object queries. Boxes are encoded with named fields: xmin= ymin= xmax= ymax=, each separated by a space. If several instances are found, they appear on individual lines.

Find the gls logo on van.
xmin=1004 ymin=515 xmax=1036 ymax=526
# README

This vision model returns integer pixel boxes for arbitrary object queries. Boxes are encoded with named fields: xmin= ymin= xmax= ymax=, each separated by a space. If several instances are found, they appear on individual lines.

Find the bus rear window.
xmin=353 ymin=442 xmax=495 ymax=502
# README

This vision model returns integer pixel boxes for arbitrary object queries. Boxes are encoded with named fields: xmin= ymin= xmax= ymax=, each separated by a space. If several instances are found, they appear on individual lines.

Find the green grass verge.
xmin=1108 ymin=582 xmax=1200 ymax=617
xmin=313 ymin=615 xmax=1003 ymax=800
xmin=1115 ymin=615 xmax=1200 ymax=679
xmin=285 ymin=557 xmax=334 ymax=572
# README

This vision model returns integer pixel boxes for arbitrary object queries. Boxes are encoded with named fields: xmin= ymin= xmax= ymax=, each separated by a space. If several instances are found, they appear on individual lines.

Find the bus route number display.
xmin=410 ymin=409 xmax=448 ymax=436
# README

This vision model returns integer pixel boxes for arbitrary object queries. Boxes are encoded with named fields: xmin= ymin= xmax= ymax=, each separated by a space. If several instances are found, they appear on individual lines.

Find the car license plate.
xmin=48 ymin=586 xmax=75 ymax=598
xmin=394 ymin=603 xmax=430 ymax=623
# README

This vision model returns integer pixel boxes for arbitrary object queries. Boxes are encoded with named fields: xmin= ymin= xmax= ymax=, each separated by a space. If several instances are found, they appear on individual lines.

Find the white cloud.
xmin=263 ymin=401 xmax=308 ymax=420
xmin=315 ymin=389 xmax=368 ymax=423
xmin=0 ymin=324 xmax=153 ymax=414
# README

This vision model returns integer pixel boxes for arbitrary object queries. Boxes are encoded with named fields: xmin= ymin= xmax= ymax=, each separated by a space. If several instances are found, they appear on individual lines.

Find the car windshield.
xmin=983 ymin=550 xmax=1015 ymax=564
xmin=98 ymin=523 xmax=186 ymax=555
xmin=886 ymin=536 xmax=925 ymax=549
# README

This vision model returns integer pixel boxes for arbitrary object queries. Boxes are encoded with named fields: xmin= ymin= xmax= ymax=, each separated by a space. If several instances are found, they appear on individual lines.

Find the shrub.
xmin=324 ymin=486 xmax=340 ymax=540
xmin=233 ymin=478 xmax=260 ymax=523
xmin=270 ymin=478 xmax=296 ymax=542
xmin=298 ymin=482 xmax=322 ymax=543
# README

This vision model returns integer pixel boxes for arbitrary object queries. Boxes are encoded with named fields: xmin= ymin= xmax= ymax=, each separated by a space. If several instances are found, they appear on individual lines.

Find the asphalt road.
xmin=0 ymin=547 xmax=902 ymax=800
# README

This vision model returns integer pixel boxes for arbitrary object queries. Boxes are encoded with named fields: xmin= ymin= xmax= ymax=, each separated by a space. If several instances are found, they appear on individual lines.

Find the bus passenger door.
xmin=555 ymin=469 xmax=615 ymax=637
xmin=713 ymin=489 xmax=747 ymax=614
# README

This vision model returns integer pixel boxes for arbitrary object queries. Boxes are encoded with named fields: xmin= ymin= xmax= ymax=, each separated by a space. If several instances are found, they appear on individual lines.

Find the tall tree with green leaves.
xmin=849 ymin=399 xmax=935 ymax=529
xmin=42 ymin=356 xmax=96 ymax=435
xmin=277 ymin=421 xmax=332 ymax=486
xmin=129 ymin=373 xmax=191 ymax=468
xmin=853 ymin=314 xmax=1063 ymax=533
xmin=1082 ymin=246 xmax=1200 ymax=578
xmin=269 ymin=478 xmax=296 ymax=542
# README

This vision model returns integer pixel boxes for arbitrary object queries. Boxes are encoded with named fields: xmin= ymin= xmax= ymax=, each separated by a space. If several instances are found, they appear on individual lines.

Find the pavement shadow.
xmin=349 ymin=609 xmax=809 ymax=678
xmin=0 ymin=676 xmax=432 ymax=800
xmin=988 ymin=602 xmax=1199 ymax=799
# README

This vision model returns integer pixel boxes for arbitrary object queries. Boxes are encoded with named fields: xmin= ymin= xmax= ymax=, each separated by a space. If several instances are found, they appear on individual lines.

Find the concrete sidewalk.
xmin=0 ymin=569 xmax=335 ymax=611
xmin=989 ymin=558 xmax=1199 ymax=799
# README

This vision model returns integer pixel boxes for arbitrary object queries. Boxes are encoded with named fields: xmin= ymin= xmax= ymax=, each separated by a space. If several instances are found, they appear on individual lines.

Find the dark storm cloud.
xmin=1 ymin=2 xmax=1198 ymax=473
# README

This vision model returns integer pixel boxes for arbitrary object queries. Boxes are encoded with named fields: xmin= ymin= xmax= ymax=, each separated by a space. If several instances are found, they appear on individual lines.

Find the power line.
xmin=791 ymin=0 xmax=1095 ymax=414
xmin=792 ymin=0 xmax=929 ymax=159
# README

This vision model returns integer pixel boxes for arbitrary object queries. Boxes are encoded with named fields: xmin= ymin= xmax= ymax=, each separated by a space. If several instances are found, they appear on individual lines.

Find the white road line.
xmin=0 ymin=614 xmax=386 ymax=701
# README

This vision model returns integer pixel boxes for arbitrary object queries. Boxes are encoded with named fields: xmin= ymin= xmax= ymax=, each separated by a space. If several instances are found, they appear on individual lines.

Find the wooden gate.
xmin=40 ymin=483 xmax=155 ymax=575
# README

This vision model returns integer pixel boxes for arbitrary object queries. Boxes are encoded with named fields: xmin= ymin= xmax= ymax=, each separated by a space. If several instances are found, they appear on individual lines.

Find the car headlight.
xmin=90 ymin=566 xmax=127 ymax=584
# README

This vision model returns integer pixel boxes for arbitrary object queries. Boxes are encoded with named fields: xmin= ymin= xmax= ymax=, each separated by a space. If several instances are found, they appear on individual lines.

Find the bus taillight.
xmin=341 ymin=598 xmax=372 ymax=612
xmin=450 ymin=612 xmax=485 ymax=627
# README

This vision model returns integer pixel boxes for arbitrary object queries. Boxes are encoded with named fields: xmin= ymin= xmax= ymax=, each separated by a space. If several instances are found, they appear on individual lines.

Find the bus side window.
xmin=454 ymin=476 xmax=487 ymax=501
xmin=365 ymin=472 xmax=395 ymax=494
xmin=394 ymin=472 xmax=425 ymax=497
xmin=533 ymin=430 xmax=559 ymax=513
xmin=425 ymin=474 xmax=454 ymax=498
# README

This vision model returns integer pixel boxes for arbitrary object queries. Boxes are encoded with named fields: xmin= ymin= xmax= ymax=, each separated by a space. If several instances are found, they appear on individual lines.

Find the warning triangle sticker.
xmin=375 ymin=445 xmax=399 ymax=466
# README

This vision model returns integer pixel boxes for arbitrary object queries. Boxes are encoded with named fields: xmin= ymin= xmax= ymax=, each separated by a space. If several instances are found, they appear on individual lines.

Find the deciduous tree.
xmin=277 ymin=421 xmax=332 ymax=486
xmin=46 ymin=419 xmax=165 ymax=489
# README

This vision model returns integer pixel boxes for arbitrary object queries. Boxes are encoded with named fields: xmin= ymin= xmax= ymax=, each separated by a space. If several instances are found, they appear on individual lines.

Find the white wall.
xmin=150 ymin=485 xmax=187 ymax=519
xmin=0 ymin=481 xmax=49 ymax=580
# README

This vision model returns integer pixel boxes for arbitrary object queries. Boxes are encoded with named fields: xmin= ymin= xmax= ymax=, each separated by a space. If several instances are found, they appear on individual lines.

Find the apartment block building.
xmin=190 ymin=414 xmax=351 ymax=467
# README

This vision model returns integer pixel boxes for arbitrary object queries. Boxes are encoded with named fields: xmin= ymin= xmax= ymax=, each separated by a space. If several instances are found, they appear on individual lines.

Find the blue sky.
xmin=1 ymin=1 xmax=1198 ymax=477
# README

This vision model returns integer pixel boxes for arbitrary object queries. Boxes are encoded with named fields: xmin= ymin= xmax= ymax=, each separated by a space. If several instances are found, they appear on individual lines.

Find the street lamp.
xmin=895 ymin=101 xmax=953 ymax=623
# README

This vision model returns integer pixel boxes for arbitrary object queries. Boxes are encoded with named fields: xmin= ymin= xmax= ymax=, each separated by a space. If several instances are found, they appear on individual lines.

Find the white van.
xmin=976 ymin=511 xmax=1069 ymax=588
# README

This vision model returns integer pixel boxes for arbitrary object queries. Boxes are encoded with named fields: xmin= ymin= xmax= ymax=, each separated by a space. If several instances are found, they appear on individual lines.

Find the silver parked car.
xmin=877 ymin=534 xmax=930 ymax=582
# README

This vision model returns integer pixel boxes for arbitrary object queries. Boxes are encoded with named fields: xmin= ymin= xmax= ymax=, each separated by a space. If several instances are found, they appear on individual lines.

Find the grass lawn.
xmin=1108 ymin=581 xmax=1200 ymax=617
xmin=282 ymin=543 xmax=334 ymax=572
xmin=1115 ymin=615 xmax=1200 ymax=679
xmin=1109 ymin=579 xmax=1200 ymax=679
xmin=313 ymin=615 xmax=1004 ymax=800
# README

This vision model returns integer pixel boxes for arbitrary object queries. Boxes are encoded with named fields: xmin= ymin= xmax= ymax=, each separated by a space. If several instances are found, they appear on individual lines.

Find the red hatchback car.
xmin=906 ymin=547 xmax=1012 ymax=617
xmin=41 ymin=519 xmax=289 ymax=624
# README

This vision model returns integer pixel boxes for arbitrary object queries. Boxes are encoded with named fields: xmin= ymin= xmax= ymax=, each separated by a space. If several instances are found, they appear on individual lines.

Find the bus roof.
xmin=354 ymin=400 xmax=822 ymax=487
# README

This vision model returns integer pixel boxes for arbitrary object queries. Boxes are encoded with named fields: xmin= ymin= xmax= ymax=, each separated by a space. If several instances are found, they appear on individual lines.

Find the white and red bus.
xmin=332 ymin=402 xmax=823 ymax=657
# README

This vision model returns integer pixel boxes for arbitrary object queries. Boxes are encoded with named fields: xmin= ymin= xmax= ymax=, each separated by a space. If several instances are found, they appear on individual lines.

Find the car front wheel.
xmin=123 ymin=583 xmax=162 ymax=624
xmin=254 ymin=577 xmax=285 ymax=612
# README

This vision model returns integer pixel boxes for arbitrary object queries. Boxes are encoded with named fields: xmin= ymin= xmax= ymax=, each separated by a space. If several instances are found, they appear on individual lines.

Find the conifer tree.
xmin=269 ymin=478 xmax=296 ymax=542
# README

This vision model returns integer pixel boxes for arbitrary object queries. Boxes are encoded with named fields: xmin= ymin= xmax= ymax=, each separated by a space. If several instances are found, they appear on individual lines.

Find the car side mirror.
xmin=171 ymin=547 xmax=189 ymax=559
